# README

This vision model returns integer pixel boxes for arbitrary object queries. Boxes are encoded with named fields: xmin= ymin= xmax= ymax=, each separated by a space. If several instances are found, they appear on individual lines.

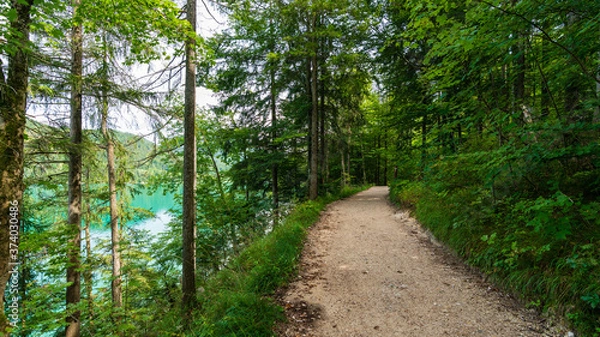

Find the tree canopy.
xmin=1 ymin=0 xmax=599 ymax=335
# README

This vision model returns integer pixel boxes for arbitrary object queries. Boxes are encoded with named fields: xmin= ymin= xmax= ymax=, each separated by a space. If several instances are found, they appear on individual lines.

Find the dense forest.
xmin=0 ymin=0 xmax=598 ymax=336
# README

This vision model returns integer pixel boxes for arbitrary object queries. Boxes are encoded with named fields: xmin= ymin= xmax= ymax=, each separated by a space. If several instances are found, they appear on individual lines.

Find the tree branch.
xmin=477 ymin=0 xmax=599 ymax=84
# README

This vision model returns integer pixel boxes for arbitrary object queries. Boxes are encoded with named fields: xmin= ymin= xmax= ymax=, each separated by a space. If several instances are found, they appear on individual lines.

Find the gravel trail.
xmin=276 ymin=186 xmax=560 ymax=337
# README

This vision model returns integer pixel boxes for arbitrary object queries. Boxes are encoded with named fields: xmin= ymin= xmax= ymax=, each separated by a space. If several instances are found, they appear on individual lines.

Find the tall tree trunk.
xmin=376 ymin=135 xmax=381 ymax=185
xmin=182 ymin=0 xmax=198 ymax=321
xmin=306 ymin=58 xmax=313 ymax=190
xmin=270 ymin=59 xmax=279 ymax=219
xmin=66 ymin=1 xmax=83 ymax=335
xmin=319 ymin=65 xmax=326 ymax=189
xmin=509 ymin=0 xmax=527 ymax=126
xmin=347 ymin=130 xmax=352 ymax=185
xmin=383 ymin=131 xmax=388 ymax=186
xmin=360 ymin=138 xmax=367 ymax=184
xmin=538 ymin=37 xmax=550 ymax=120
xmin=340 ymin=139 xmax=346 ymax=188
xmin=100 ymin=43 xmax=122 ymax=311
xmin=309 ymin=13 xmax=319 ymax=200
xmin=268 ymin=12 xmax=279 ymax=220
xmin=514 ymin=40 xmax=526 ymax=123
xmin=0 ymin=0 xmax=32 ymax=333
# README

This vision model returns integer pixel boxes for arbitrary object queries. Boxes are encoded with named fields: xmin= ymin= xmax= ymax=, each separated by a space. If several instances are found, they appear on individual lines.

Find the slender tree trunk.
xmin=509 ymin=0 xmax=527 ymax=126
xmin=309 ymin=13 xmax=319 ymax=200
xmin=270 ymin=60 xmax=279 ymax=219
xmin=526 ymin=40 xmax=553 ymax=125
xmin=319 ymin=65 xmax=326 ymax=189
xmin=267 ymin=12 xmax=279 ymax=218
xmin=0 ymin=0 xmax=32 ymax=333
xmin=347 ymin=130 xmax=352 ymax=185
xmin=383 ymin=132 xmax=388 ymax=186
xmin=513 ymin=39 xmax=526 ymax=124
xmin=360 ymin=139 xmax=367 ymax=184
xmin=243 ymin=150 xmax=249 ymax=202
xmin=306 ymin=58 xmax=313 ymax=191
xmin=182 ymin=0 xmax=198 ymax=321
xmin=340 ymin=140 xmax=346 ymax=188
xmin=200 ymin=132 xmax=235 ymax=253
xmin=66 ymin=1 xmax=83 ymax=335
xmin=376 ymin=135 xmax=381 ymax=185
xmin=100 ymin=55 xmax=122 ymax=310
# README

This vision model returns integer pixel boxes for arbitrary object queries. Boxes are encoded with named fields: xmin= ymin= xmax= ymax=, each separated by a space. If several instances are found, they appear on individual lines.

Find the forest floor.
xmin=274 ymin=186 xmax=566 ymax=337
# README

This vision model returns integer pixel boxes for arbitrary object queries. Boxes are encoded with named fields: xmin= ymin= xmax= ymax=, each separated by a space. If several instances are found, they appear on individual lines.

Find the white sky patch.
xmin=126 ymin=3 xmax=226 ymax=137
xmin=26 ymin=1 xmax=226 ymax=138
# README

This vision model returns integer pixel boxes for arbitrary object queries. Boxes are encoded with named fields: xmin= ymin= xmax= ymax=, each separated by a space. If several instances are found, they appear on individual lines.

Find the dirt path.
xmin=276 ymin=186 xmax=561 ymax=337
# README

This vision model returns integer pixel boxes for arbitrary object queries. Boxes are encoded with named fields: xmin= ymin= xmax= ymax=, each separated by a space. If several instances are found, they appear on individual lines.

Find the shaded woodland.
xmin=0 ymin=0 xmax=598 ymax=335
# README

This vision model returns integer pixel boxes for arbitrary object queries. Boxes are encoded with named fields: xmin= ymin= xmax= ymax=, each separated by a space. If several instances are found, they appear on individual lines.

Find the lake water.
xmin=127 ymin=187 xmax=178 ymax=234
xmin=88 ymin=187 xmax=178 ymax=247
xmin=30 ymin=187 xmax=179 ymax=336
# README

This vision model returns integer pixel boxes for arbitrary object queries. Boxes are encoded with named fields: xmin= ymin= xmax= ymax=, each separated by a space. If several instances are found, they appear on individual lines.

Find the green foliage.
xmin=12 ymin=0 xmax=599 ymax=334
xmin=391 ymin=152 xmax=600 ymax=335
xmin=383 ymin=0 xmax=600 ymax=333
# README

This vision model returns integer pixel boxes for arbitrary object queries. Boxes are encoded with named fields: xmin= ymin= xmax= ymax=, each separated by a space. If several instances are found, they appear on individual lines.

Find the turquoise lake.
xmin=87 ymin=187 xmax=179 ymax=239
xmin=126 ymin=187 xmax=178 ymax=234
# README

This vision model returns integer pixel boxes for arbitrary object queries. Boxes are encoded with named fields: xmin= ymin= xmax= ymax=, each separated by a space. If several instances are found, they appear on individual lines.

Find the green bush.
xmin=391 ymin=154 xmax=600 ymax=335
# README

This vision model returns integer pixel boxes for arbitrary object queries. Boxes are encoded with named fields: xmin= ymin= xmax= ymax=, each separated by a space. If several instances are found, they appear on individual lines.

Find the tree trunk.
xmin=364 ymin=145 xmax=368 ymax=184
xmin=0 ymin=0 xmax=32 ymax=333
xmin=376 ymin=135 xmax=381 ymax=185
xmin=383 ymin=131 xmax=388 ymax=186
xmin=309 ymin=13 xmax=319 ymax=200
xmin=182 ymin=0 xmax=198 ymax=321
xmin=270 ymin=58 xmax=279 ymax=219
xmin=539 ymin=40 xmax=551 ymax=120
xmin=340 ymin=139 xmax=346 ymax=188
xmin=360 ymin=137 xmax=367 ymax=184
xmin=347 ymin=130 xmax=352 ymax=185
xmin=319 ymin=65 xmax=326 ymax=189
xmin=514 ymin=40 xmax=526 ymax=123
xmin=66 ymin=0 xmax=83 ymax=335
xmin=100 ymin=46 xmax=122 ymax=310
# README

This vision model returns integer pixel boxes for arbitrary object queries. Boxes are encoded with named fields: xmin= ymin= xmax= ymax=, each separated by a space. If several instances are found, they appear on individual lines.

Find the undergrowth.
xmin=390 ymin=152 xmax=600 ymax=335
xmin=183 ymin=185 xmax=368 ymax=337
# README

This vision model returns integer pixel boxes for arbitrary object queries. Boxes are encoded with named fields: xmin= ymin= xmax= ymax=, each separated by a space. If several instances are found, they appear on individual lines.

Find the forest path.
xmin=275 ymin=186 xmax=555 ymax=337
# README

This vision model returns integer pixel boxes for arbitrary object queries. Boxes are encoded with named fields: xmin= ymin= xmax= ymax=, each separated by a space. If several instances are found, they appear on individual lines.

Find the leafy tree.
xmin=380 ymin=0 xmax=600 ymax=333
